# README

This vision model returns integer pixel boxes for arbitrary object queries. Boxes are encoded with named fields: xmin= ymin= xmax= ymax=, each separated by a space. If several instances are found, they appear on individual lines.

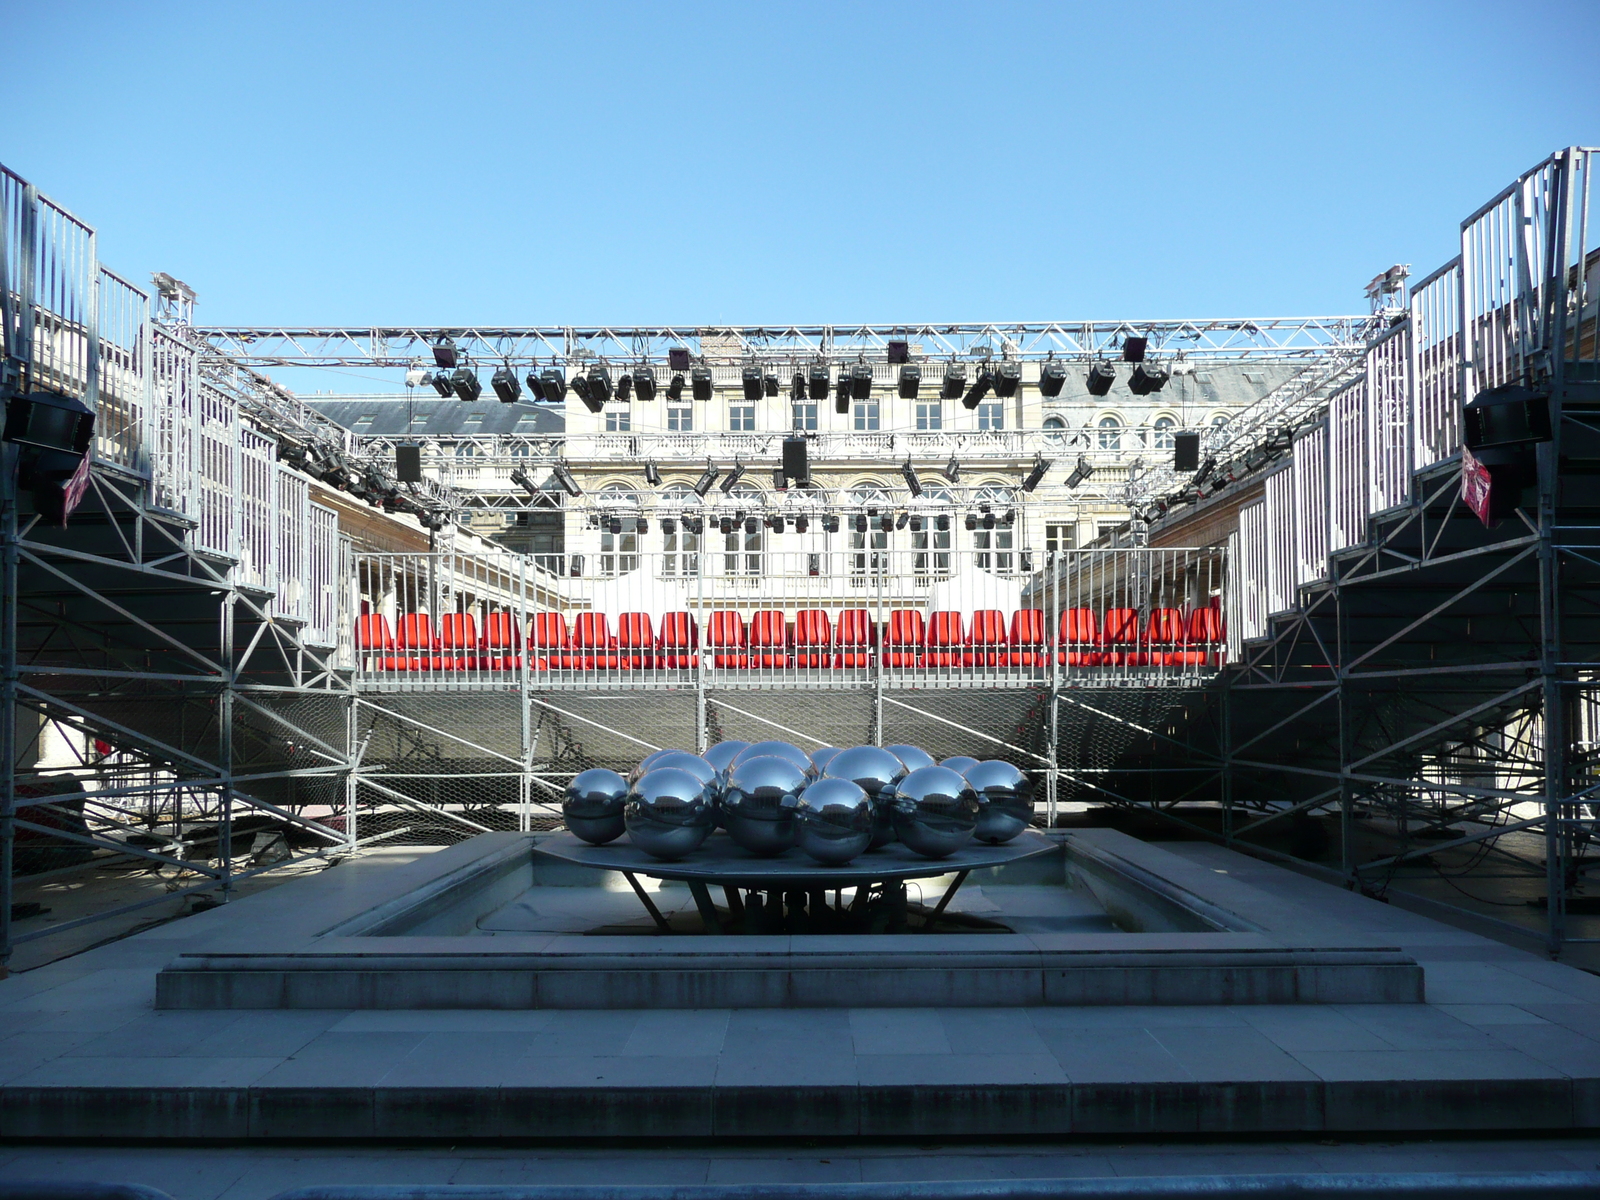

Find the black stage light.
xmin=767 ymin=515 xmax=785 ymax=533
xmin=669 ymin=347 xmax=692 ymax=371
xmin=552 ymin=463 xmax=582 ymax=497
xmin=691 ymin=366 xmax=714 ymax=400
xmin=607 ymin=517 xmax=623 ymax=536
xmin=1065 ymin=454 xmax=1093 ymax=489
xmin=662 ymin=516 xmax=677 ymax=536
xmin=570 ymin=373 xmax=601 ymax=413
xmin=791 ymin=371 xmax=806 ymax=401
xmin=540 ymin=368 xmax=568 ymax=403
xmin=1038 ymin=360 xmax=1067 ymax=397
xmin=854 ymin=515 xmax=868 ymax=534
xmin=4 ymin=388 xmax=94 ymax=455
xmin=395 ymin=444 xmax=423 ymax=482
xmin=1121 ymin=336 xmax=1148 ymax=363
xmin=782 ymin=435 xmax=809 ymax=482
xmin=808 ymin=362 xmax=830 ymax=400
xmin=1086 ymin=361 xmax=1116 ymax=397
xmin=823 ymin=515 xmax=839 ymax=533
xmin=995 ymin=361 xmax=1022 ymax=398
xmin=616 ymin=372 xmax=633 ymax=402
xmin=763 ymin=371 xmax=779 ymax=397
xmin=645 ymin=460 xmax=662 ymax=487
xmin=887 ymin=340 xmax=910 ymax=365
xmin=427 ymin=372 xmax=454 ymax=398
xmin=963 ymin=367 xmax=994 ymax=410
xmin=634 ymin=366 xmax=657 ymax=401
xmin=692 ymin=460 xmax=721 ymax=497
xmin=719 ymin=461 xmax=747 ymax=493
xmin=1173 ymin=431 xmax=1201 ymax=472
xmin=898 ymin=364 xmax=921 ymax=399
xmin=452 ymin=368 xmax=482 ymax=402
xmin=936 ymin=514 xmax=949 ymax=532
xmin=744 ymin=516 xmax=759 ymax=535
xmin=432 ymin=337 xmax=458 ymax=369
xmin=944 ymin=454 xmax=961 ymax=484
xmin=686 ymin=515 xmax=705 ymax=535
xmin=636 ymin=517 xmax=649 ymax=535
xmin=965 ymin=513 xmax=978 ymax=531
xmin=795 ymin=515 xmax=809 ymax=533
xmin=1000 ymin=509 xmax=1015 ymax=527
xmin=835 ymin=372 xmax=851 ymax=414
xmin=524 ymin=370 xmax=547 ymax=401
xmin=510 ymin=466 xmax=538 ymax=496
xmin=492 ymin=366 xmax=521 ymax=404
xmin=1021 ymin=454 xmax=1052 ymax=493
xmin=742 ymin=365 xmax=763 ymax=401
xmin=850 ymin=363 xmax=873 ymax=399
xmin=879 ymin=514 xmax=894 ymax=533
xmin=909 ymin=515 xmax=923 ymax=532
xmin=772 ymin=467 xmax=788 ymax=489
xmin=588 ymin=364 xmax=614 ymax=404
xmin=895 ymin=511 xmax=909 ymax=531
xmin=1193 ymin=455 xmax=1216 ymax=485
xmin=982 ymin=512 xmax=996 ymax=530
xmin=667 ymin=373 xmax=686 ymax=400
xmin=1129 ymin=363 xmax=1169 ymax=395
xmin=941 ymin=363 xmax=967 ymax=399
xmin=900 ymin=458 xmax=923 ymax=498
xmin=719 ymin=516 xmax=733 ymax=535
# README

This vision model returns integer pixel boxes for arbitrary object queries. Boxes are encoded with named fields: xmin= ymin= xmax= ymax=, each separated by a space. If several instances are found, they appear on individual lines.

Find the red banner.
xmin=1461 ymin=446 xmax=1493 ymax=527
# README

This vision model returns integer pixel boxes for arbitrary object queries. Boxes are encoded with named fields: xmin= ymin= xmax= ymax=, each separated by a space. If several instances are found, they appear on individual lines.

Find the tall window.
xmin=915 ymin=402 xmax=942 ymax=431
xmin=668 ymin=405 xmax=693 ymax=432
xmin=1152 ymin=415 xmax=1176 ymax=450
xmin=722 ymin=484 xmax=763 ymax=576
xmin=661 ymin=486 xmax=700 ymax=577
xmin=606 ymin=407 xmax=631 ymax=432
xmin=849 ymin=485 xmax=890 ymax=581
xmin=729 ymin=404 xmax=755 ymax=431
xmin=853 ymin=401 xmax=880 ymax=431
xmin=598 ymin=485 xmax=640 ymax=576
xmin=453 ymin=442 xmax=478 ymax=458
xmin=791 ymin=401 xmax=817 ymax=431
xmin=912 ymin=486 xmax=952 ymax=577
xmin=1097 ymin=416 xmax=1123 ymax=451
xmin=973 ymin=485 xmax=1015 ymax=572
xmin=978 ymin=402 xmax=1003 ymax=431
xmin=1045 ymin=523 xmax=1075 ymax=555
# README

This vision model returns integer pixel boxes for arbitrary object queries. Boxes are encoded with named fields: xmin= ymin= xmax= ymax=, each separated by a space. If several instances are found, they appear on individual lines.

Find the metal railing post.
xmin=0 ymin=488 xmax=18 ymax=974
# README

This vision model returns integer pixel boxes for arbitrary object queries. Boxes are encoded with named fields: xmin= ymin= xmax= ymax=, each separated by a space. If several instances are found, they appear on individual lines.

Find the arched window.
xmin=848 ymin=483 xmax=890 ymax=581
xmin=972 ymin=484 xmax=1016 ymax=572
xmin=660 ymin=484 xmax=700 ymax=577
xmin=598 ymin=484 xmax=639 ymax=576
xmin=1097 ymin=416 xmax=1123 ymax=451
xmin=722 ymin=483 xmax=764 ymax=576
xmin=1152 ymin=415 xmax=1177 ymax=450
xmin=912 ymin=485 xmax=953 ymax=576
xmin=1211 ymin=413 xmax=1231 ymax=429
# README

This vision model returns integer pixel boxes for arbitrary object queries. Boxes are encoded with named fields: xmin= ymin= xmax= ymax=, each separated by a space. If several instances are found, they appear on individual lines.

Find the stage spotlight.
xmin=879 ymin=514 xmax=894 ymax=533
xmin=692 ymin=460 xmax=721 ymax=497
xmin=963 ymin=367 xmax=993 ymax=410
xmin=667 ymin=373 xmax=685 ymax=400
xmin=982 ymin=512 xmax=996 ymax=530
xmin=588 ymin=364 xmax=614 ymax=404
xmin=1193 ymin=455 xmax=1216 ymax=485
xmin=1128 ymin=363 xmax=1169 ymax=395
xmin=742 ymin=365 xmax=762 ymax=401
xmin=719 ymin=516 xmax=733 ymax=535
xmin=607 ymin=517 xmax=623 ymax=536
xmin=943 ymin=454 xmax=961 ymax=484
xmin=524 ymin=370 xmax=546 ymax=401
xmin=897 ymin=364 xmax=921 ymax=399
xmin=808 ymin=362 xmax=830 ymax=400
xmin=1021 ymin=454 xmax=1052 ymax=493
xmin=644 ymin=460 xmax=662 ymax=487
xmin=835 ymin=372 xmax=851 ymax=414
xmin=1121 ymin=336 xmax=1148 ymax=363
xmin=1173 ymin=431 xmax=1200 ymax=472
xmin=795 ymin=515 xmax=809 ymax=534
xmin=744 ymin=516 xmax=759 ymax=535
xmin=900 ymin=458 xmax=923 ymax=498
xmin=719 ymin=461 xmax=747 ymax=493
xmin=822 ymin=515 xmax=839 ymax=534
xmin=767 ymin=514 xmax=785 ymax=533
xmin=887 ymin=340 xmax=909 ymax=364
xmin=432 ymin=337 xmax=458 ymax=369
xmin=1086 ymin=361 xmax=1116 ymax=396
xmin=452 ymin=368 xmax=482 ymax=402
xmin=772 ymin=466 xmax=788 ymax=489
xmin=669 ymin=347 xmax=692 ymax=371
xmin=909 ymin=515 xmax=923 ymax=532
xmin=895 ymin=511 xmax=909 ymax=531
xmin=551 ymin=463 xmax=582 ymax=497
xmin=941 ymin=363 xmax=967 ymax=399
xmin=1000 ymin=509 xmax=1015 ymax=527
xmin=854 ymin=515 xmax=868 ymax=534
xmin=570 ymin=373 xmax=601 ymax=413
xmin=692 ymin=366 xmax=714 ymax=400
xmin=936 ymin=514 xmax=949 ymax=532
xmin=636 ymin=517 xmax=649 ymax=535
xmin=492 ymin=366 xmax=521 ymax=404
xmin=850 ymin=363 xmax=873 ymax=399
xmin=510 ymin=466 xmax=538 ymax=496
xmin=1064 ymin=454 xmax=1094 ymax=489
xmin=964 ymin=513 xmax=977 ymax=531
xmin=792 ymin=371 xmax=806 ymax=400
xmin=1038 ymin=360 xmax=1067 ymax=398
xmin=540 ymin=368 xmax=568 ymax=403
xmin=764 ymin=370 xmax=780 ymax=397
xmin=616 ymin=372 xmax=633 ymax=402
xmin=994 ymin=361 xmax=1022 ymax=398
xmin=662 ymin=516 xmax=677 ymax=536
xmin=634 ymin=366 xmax=656 ymax=401
xmin=427 ymin=372 xmax=453 ymax=398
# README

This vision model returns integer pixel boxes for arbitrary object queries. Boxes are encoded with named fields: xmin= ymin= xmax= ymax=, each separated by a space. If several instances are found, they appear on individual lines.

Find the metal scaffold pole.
xmin=218 ymin=592 xmax=236 ymax=900
xmin=518 ymin=555 xmax=532 ymax=834
xmin=0 ymin=489 xmax=18 ymax=975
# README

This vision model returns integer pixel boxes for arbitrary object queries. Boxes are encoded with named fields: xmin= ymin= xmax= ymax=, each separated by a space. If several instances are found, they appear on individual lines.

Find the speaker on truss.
xmin=1173 ymin=432 xmax=1200 ymax=473
xmin=887 ymin=340 xmax=910 ymax=365
xmin=668 ymin=347 xmax=692 ymax=371
xmin=782 ymin=435 xmax=809 ymax=483
xmin=395 ymin=445 xmax=423 ymax=483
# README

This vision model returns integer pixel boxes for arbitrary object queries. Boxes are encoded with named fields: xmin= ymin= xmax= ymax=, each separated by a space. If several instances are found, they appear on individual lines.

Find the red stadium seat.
xmin=616 ymin=612 xmax=655 ymax=669
xmin=571 ymin=612 xmax=619 ymax=669
xmin=707 ymin=611 xmax=748 ymax=669
xmin=1144 ymin=607 xmax=1188 ymax=666
xmin=793 ymin=609 xmax=833 ymax=668
xmin=1101 ymin=607 xmax=1141 ymax=665
xmin=1187 ymin=605 xmax=1224 ymax=666
xmin=884 ymin=610 xmax=925 ymax=667
xmin=835 ymin=609 xmax=876 ymax=668
xmin=482 ymin=612 xmax=523 ymax=670
xmin=396 ymin=613 xmax=445 ymax=671
xmin=438 ymin=613 xmax=483 ymax=670
xmin=749 ymin=610 xmax=790 ymax=668
xmin=356 ymin=614 xmax=409 ymax=671
xmin=1007 ymin=609 xmax=1047 ymax=667
xmin=529 ymin=612 xmax=570 ymax=671
xmin=923 ymin=611 xmax=964 ymax=667
xmin=963 ymin=609 xmax=1007 ymax=667
xmin=1057 ymin=608 xmax=1101 ymax=667
xmin=657 ymin=612 xmax=699 ymax=668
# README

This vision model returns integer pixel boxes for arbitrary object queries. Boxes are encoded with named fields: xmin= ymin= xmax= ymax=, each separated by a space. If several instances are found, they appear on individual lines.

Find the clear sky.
xmin=7 ymin=0 xmax=1599 ymax=392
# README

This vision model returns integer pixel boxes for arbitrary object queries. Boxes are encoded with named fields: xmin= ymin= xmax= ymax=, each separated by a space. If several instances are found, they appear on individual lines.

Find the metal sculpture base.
xmin=535 ymin=829 xmax=1054 ymax=934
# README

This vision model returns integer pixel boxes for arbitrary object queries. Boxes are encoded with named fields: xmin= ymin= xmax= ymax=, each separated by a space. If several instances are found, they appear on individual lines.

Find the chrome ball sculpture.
xmin=890 ymin=765 xmax=979 ymax=859
xmin=563 ymin=767 xmax=630 ymax=845
xmin=624 ymin=766 xmax=715 ymax=860
xmin=732 ymin=739 xmax=813 ymax=775
xmin=702 ymin=740 xmax=750 ymax=774
xmin=825 ymin=745 xmax=908 ymax=849
xmin=793 ymin=777 xmax=873 ymax=865
xmin=809 ymin=745 xmax=842 ymax=777
xmin=966 ymin=759 xmax=1035 ymax=844
xmin=647 ymin=751 xmax=718 ymax=788
xmin=885 ymin=744 xmax=936 ymax=772
xmin=631 ymin=747 xmax=679 ymax=783
xmin=721 ymin=755 xmax=808 ymax=856
xmin=939 ymin=755 xmax=981 ymax=777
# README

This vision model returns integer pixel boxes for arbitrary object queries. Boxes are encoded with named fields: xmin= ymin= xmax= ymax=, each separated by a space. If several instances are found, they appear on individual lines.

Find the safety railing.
xmin=1291 ymin=421 xmax=1328 ymax=587
xmin=1327 ymin=375 xmax=1368 ymax=554
xmin=93 ymin=267 xmax=149 ymax=477
xmin=1235 ymin=501 xmax=1268 ymax=642
xmin=1409 ymin=257 xmax=1461 ymax=471
xmin=1263 ymin=467 xmax=1295 ymax=615
xmin=1365 ymin=322 xmax=1411 ymax=514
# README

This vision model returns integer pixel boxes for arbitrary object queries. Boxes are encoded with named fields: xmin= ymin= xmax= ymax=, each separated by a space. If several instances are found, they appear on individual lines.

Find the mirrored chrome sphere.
xmin=624 ymin=767 xmax=715 ymax=860
xmin=794 ymin=777 xmax=873 ymax=865
xmin=647 ymin=751 xmax=718 ymax=788
xmin=563 ymin=767 xmax=630 ymax=845
xmin=825 ymin=745 xmax=908 ymax=849
xmin=885 ymin=744 xmax=936 ymax=772
xmin=966 ymin=759 xmax=1035 ymax=844
xmin=703 ymin=740 xmax=750 ymax=774
xmin=809 ymin=746 xmax=843 ymax=777
xmin=732 ymin=740 xmax=813 ymax=775
xmin=939 ymin=755 xmax=982 ymax=777
xmin=721 ymin=755 xmax=807 ymax=856
xmin=890 ymin=765 xmax=979 ymax=859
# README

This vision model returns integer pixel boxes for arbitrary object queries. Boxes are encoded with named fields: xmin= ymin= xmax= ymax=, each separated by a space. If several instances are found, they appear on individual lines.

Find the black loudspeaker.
xmin=887 ymin=340 xmax=909 ymax=365
xmin=4 ymin=389 xmax=94 ymax=454
xmin=668 ymin=347 xmax=692 ymax=371
xmin=396 ymin=445 xmax=423 ymax=482
xmin=782 ymin=435 xmax=808 ymax=482
xmin=1464 ymin=384 xmax=1552 ymax=451
xmin=1173 ymin=432 xmax=1200 ymax=473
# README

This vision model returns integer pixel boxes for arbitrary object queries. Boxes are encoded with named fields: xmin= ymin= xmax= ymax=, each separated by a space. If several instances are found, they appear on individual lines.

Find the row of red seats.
xmin=355 ymin=606 xmax=1223 ymax=671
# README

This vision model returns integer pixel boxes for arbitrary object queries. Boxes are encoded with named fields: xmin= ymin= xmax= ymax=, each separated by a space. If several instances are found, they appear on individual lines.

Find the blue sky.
xmin=7 ymin=1 xmax=1598 ymax=391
